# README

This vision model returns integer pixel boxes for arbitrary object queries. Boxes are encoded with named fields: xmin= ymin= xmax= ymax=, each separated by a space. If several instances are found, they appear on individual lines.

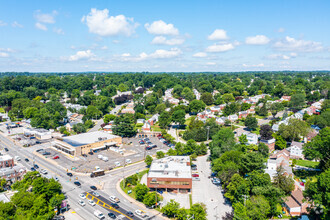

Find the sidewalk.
xmin=116 ymin=177 xmax=169 ymax=220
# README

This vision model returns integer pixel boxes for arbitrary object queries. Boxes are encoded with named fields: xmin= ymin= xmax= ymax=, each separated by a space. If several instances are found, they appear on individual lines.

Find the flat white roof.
xmin=0 ymin=155 xmax=13 ymax=162
xmin=148 ymin=156 xmax=191 ymax=179
xmin=62 ymin=131 xmax=120 ymax=147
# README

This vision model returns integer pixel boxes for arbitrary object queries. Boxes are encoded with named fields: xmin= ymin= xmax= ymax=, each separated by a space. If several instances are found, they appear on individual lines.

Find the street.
xmin=0 ymin=133 xmax=161 ymax=220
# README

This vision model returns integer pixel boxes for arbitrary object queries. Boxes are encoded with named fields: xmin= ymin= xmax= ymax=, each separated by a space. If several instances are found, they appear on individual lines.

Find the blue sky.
xmin=0 ymin=0 xmax=330 ymax=72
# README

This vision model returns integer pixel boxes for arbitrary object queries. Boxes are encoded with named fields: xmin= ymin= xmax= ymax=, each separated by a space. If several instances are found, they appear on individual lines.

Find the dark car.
xmin=88 ymin=151 xmax=94 ymax=155
xmin=42 ymin=151 xmax=51 ymax=155
xmin=4 ymin=148 xmax=8 ymax=152
xmin=90 ymin=185 xmax=97 ymax=190
xmin=36 ymin=149 xmax=44 ymax=152
xmin=31 ymin=167 xmax=36 ymax=171
xmin=111 ymin=203 xmax=119 ymax=209
xmin=82 ymin=154 xmax=87 ymax=157
xmin=74 ymin=181 xmax=81 ymax=187
xmin=126 ymin=211 xmax=134 ymax=217
xmin=108 ymin=213 xmax=116 ymax=219
xmin=25 ymin=158 xmax=29 ymax=162
xmin=67 ymin=172 xmax=73 ymax=177
xmin=34 ymin=164 xmax=39 ymax=169
xmin=191 ymin=164 xmax=197 ymax=168
xmin=145 ymin=146 xmax=152 ymax=150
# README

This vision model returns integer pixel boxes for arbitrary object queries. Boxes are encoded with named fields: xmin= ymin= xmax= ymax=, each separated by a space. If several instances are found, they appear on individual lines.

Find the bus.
xmin=90 ymin=170 xmax=105 ymax=178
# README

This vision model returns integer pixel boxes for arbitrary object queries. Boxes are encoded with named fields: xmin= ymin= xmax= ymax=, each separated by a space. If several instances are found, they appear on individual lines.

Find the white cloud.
xmin=207 ymin=29 xmax=228 ymax=40
xmin=266 ymin=52 xmax=297 ymax=60
xmin=206 ymin=62 xmax=216 ymax=65
xmin=100 ymin=46 xmax=108 ymax=50
xmin=35 ymin=22 xmax=47 ymax=31
xmin=0 ymin=20 xmax=7 ymax=26
xmin=53 ymin=28 xmax=64 ymax=35
xmin=34 ymin=10 xmax=57 ymax=24
xmin=145 ymin=20 xmax=179 ymax=35
xmin=121 ymin=53 xmax=131 ymax=57
xmin=12 ymin=21 xmax=23 ymax=28
xmin=274 ymin=36 xmax=323 ymax=52
xmin=117 ymin=48 xmax=182 ymax=62
xmin=151 ymin=36 xmax=184 ymax=45
xmin=206 ymin=43 xmax=234 ymax=52
xmin=278 ymin=28 xmax=285 ymax=33
xmin=0 ymin=48 xmax=16 ymax=53
xmin=193 ymin=52 xmax=207 ymax=57
xmin=68 ymin=50 xmax=95 ymax=61
xmin=242 ymin=63 xmax=264 ymax=67
xmin=245 ymin=35 xmax=270 ymax=45
xmin=0 ymin=52 xmax=9 ymax=58
xmin=81 ymin=8 xmax=138 ymax=37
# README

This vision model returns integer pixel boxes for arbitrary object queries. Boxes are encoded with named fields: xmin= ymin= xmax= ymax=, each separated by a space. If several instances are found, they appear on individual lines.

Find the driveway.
xmin=192 ymin=153 xmax=232 ymax=219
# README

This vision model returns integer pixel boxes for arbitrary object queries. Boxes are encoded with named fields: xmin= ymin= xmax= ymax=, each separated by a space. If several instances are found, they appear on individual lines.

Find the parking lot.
xmin=32 ymin=135 xmax=170 ymax=173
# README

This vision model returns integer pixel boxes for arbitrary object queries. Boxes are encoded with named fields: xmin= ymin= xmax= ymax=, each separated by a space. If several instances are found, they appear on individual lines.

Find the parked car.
xmin=192 ymin=174 xmax=199 ymax=177
xmin=97 ymin=155 xmax=104 ymax=159
xmin=74 ymin=181 xmax=81 ymax=187
xmin=42 ymin=151 xmax=51 ymax=156
xmin=67 ymin=172 xmax=73 ymax=177
xmin=53 ymin=156 xmax=59 ymax=159
xmin=114 ymin=162 xmax=120 ymax=167
xmin=78 ymin=200 xmax=85 ymax=206
xmin=88 ymin=200 xmax=96 ymax=206
xmin=36 ymin=149 xmax=44 ymax=152
xmin=90 ymin=185 xmax=97 ymax=190
xmin=82 ymin=154 xmax=87 ymax=157
xmin=34 ymin=164 xmax=39 ymax=169
xmin=88 ymin=151 xmax=94 ymax=155
xmin=4 ymin=148 xmax=8 ymax=152
xmin=25 ymin=158 xmax=29 ymax=162
xmin=108 ymin=213 xmax=117 ymax=219
xmin=145 ymin=146 xmax=152 ymax=150
xmin=125 ymin=159 xmax=132 ymax=164
xmin=30 ymin=167 xmax=36 ymax=171
xmin=139 ymin=140 xmax=145 ymax=144
xmin=109 ymin=196 xmax=120 ymax=203
xmin=79 ymin=193 xmax=86 ymax=199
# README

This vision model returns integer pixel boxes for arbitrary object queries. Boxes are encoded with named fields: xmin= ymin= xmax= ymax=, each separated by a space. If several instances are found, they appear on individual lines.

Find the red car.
xmin=53 ymin=156 xmax=59 ymax=159
xmin=192 ymin=174 xmax=199 ymax=177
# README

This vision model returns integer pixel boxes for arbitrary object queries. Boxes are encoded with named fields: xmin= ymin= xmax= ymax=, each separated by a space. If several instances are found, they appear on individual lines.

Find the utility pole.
xmin=206 ymin=126 xmax=210 ymax=141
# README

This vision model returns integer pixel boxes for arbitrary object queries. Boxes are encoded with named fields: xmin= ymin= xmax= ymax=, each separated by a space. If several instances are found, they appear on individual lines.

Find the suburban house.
xmin=287 ymin=141 xmax=304 ymax=159
xmin=260 ymin=138 xmax=276 ymax=152
xmin=265 ymin=149 xmax=292 ymax=180
xmin=228 ymin=114 xmax=238 ymax=122
xmin=281 ymin=96 xmax=291 ymax=102
xmin=136 ymin=119 xmax=145 ymax=124
xmin=238 ymin=111 xmax=249 ymax=119
xmin=148 ymin=114 xmax=159 ymax=125
xmin=103 ymin=124 xmax=113 ymax=133
xmin=284 ymin=189 xmax=309 ymax=216
xmin=216 ymin=117 xmax=225 ymax=125
xmin=245 ymin=132 xmax=258 ymax=145
xmin=304 ymin=130 xmax=318 ymax=143
xmin=141 ymin=122 xmax=151 ymax=132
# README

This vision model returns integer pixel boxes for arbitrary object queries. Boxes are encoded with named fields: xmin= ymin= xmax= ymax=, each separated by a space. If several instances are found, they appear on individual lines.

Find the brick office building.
xmin=0 ymin=155 xmax=14 ymax=169
xmin=147 ymin=156 xmax=192 ymax=193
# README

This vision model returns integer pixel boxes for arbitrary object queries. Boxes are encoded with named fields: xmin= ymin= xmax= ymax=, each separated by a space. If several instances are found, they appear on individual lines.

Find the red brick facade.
xmin=0 ymin=157 xmax=14 ymax=169
xmin=147 ymin=177 xmax=192 ymax=190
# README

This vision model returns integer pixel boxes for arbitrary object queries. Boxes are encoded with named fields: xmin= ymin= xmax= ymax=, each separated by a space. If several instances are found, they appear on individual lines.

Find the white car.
xmin=79 ymin=193 xmax=86 ymax=200
xmin=109 ymin=195 xmax=120 ymax=203
xmin=135 ymin=210 xmax=149 ymax=218
xmin=115 ymin=162 xmax=121 ymax=167
xmin=125 ymin=159 xmax=132 ymax=164
xmin=92 ymin=191 xmax=100 ymax=197
xmin=15 ymin=156 xmax=21 ymax=161
xmin=94 ymin=210 xmax=105 ymax=219
xmin=117 ymin=215 xmax=125 ymax=220
xmin=78 ymin=200 xmax=85 ymax=206
xmin=88 ymin=199 xmax=96 ymax=206
xmin=40 ymin=169 xmax=48 ymax=174
xmin=102 ymin=156 xmax=108 ymax=162
xmin=97 ymin=155 xmax=104 ymax=159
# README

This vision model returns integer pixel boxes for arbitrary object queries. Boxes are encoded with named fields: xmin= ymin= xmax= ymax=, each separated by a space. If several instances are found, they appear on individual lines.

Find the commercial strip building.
xmin=52 ymin=131 xmax=122 ymax=157
xmin=23 ymin=128 xmax=52 ymax=140
xmin=147 ymin=156 xmax=192 ymax=193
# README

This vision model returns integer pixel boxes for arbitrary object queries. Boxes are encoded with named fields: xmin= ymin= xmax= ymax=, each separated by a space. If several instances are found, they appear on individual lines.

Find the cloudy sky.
xmin=1 ymin=0 xmax=330 ymax=72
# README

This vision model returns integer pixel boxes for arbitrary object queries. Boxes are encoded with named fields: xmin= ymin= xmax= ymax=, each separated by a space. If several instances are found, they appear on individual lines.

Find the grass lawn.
xmin=120 ymin=169 xmax=149 ymax=200
xmin=237 ymin=121 xmax=245 ymax=126
xmin=296 ymin=160 xmax=320 ymax=169
xmin=251 ymin=127 xmax=260 ymax=135
xmin=151 ymin=125 xmax=162 ymax=132
xmin=185 ymin=117 xmax=192 ymax=126
xmin=294 ymin=169 xmax=320 ymax=182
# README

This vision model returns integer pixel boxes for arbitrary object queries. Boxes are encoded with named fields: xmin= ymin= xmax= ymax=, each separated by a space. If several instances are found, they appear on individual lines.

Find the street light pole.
xmin=206 ymin=126 xmax=210 ymax=141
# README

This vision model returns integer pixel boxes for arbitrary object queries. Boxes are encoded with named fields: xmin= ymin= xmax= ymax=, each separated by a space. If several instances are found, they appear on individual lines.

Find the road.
xmin=0 ymin=134 xmax=160 ymax=220
xmin=88 ymin=119 xmax=104 ymax=133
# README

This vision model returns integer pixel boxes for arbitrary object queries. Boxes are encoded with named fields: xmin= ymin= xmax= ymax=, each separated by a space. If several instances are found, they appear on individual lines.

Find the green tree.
xmin=155 ymin=103 xmax=166 ymax=114
xmin=260 ymin=124 xmax=273 ymax=140
xmin=274 ymin=134 xmax=286 ymax=150
xmin=134 ymin=184 xmax=149 ymax=202
xmin=113 ymin=114 xmax=137 ymax=137
xmin=223 ymin=93 xmax=235 ymax=103
xmin=188 ymin=100 xmax=206 ymax=113
xmin=172 ymin=110 xmax=186 ymax=125
xmin=145 ymin=155 xmax=153 ymax=167
xmin=225 ymin=174 xmax=250 ymax=203
xmin=200 ymin=92 xmax=214 ymax=105
xmin=73 ymin=123 xmax=86 ymax=134
xmin=189 ymin=203 xmax=207 ymax=220
xmin=273 ymin=166 xmax=295 ymax=194
xmin=159 ymin=111 xmax=172 ymax=129
xmin=278 ymin=118 xmax=309 ymax=141
xmin=182 ymin=87 xmax=195 ymax=101
xmin=239 ymin=134 xmax=248 ymax=145
xmin=86 ymin=105 xmax=102 ymax=119
xmin=161 ymin=200 xmax=180 ymax=218
xmin=239 ymin=152 xmax=266 ymax=175
xmin=156 ymin=151 xmax=165 ymax=159
xmin=103 ymin=114 xmax=116 ymax=124
xmin=270 ymin=102 xmax=284 ymax=118
xmin=246 ymin=196 xmax=271 ymax=220
xmin=245 ymin=115 xmax=258 ymax=131
xmin=118 ymin=83 xmax=128 ymax=92
xmin=290 ymin=93 xmax=305 ymax=110
xmin=303 ymin=127 xmax=330 ymax=170
xmin=143 ymin=192 xmax=161 ymax=207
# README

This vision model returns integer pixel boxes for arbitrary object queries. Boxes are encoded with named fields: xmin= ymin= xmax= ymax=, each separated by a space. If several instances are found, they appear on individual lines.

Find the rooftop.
xmin=62 ymin=131 xmax=120 ymax=147
xmin=0 ymin=155 xmax=13 ymax=162
xmin=148 ymin=156 xmax=191 ymax=179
